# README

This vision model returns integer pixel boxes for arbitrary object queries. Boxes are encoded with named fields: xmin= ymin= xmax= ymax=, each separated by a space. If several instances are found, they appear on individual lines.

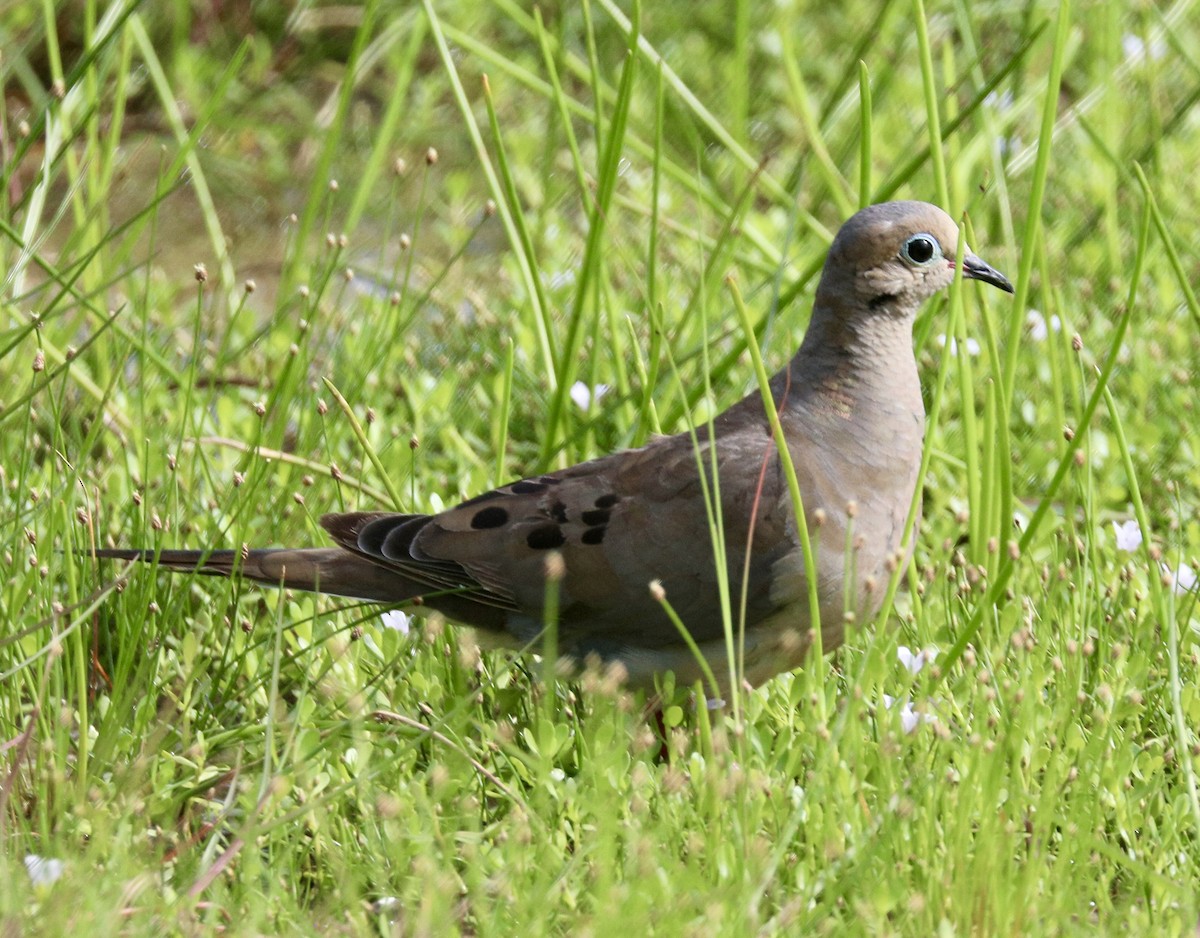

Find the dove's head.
xmin=819 ymin=201 xmax=1013 ymax=314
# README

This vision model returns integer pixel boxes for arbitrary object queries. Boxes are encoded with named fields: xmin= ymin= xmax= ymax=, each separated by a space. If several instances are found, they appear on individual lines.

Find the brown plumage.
xmin=93 ymin=201 xmax=1013 ymax=693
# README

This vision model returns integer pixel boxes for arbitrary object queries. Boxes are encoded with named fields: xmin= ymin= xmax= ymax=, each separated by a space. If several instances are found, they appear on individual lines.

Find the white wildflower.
xmin=984 ymin=89 xmax=1014 ymax=112
xmin=548 ymin=267 xmax=577 ymax=291
xmin=994 ymin=136 xmax=1022 ymax=159
xmin=1026 ymin=310 xmax=1062 ymax=342
xmin=569 ymin=381 xmax=611 ymax=412
xmin=1122 ymin=34 xmax=1166 ymax=64
xmin=381 ymin=610 xmax=411 ymax=634
xmin=935 ymin=334 xmax=981 ymax=357
xmin=1164 ymin=561 xmax=1198 ymax=595
xmin=897 ymin=645 xmax=938 ymax=676
xmin=24 ymin=855 xmax=65 ymax=887
xmin=1111 ymin=520 xmax=1143 ymax=553
xmin=882 ymin=694 xmax=936 ymax=735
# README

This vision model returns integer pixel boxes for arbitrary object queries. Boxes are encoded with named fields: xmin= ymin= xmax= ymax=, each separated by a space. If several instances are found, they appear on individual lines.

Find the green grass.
xmin=3 ymin=0 xmax=1200 ymax=933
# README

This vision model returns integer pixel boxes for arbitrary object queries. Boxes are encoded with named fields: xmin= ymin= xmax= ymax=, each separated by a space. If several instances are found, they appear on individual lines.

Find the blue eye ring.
xmin=901 ymin=233 xmax=942 ymax=266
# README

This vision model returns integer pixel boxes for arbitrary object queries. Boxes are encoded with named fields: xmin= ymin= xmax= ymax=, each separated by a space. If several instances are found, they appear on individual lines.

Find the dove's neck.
xmin=774 ymin=297 xmax=925 ymax=438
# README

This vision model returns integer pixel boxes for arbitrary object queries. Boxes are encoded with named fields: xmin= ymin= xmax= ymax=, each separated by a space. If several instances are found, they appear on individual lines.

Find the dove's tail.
xmin=89 ymin=547 xmax=419 ymax=603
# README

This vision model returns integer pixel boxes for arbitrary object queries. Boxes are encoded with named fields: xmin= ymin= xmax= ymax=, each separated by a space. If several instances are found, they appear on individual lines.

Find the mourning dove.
xmin=94 ymin=201 xmax=1012 ymax=693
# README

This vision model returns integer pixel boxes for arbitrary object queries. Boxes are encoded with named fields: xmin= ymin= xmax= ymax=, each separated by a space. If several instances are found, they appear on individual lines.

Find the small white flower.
xmin=1026 ymin=310 xmax=1062 ymax=342
xmin=1112 ymin=520 xmax=1143 ymax=553
xmin=758 ymin=31 xmax=783 ymax=58
xmin=381 ymin=610 xmax=411 ymax=634
xmin=1122 ymin=34 xmax=1166 ymax=64
xmin=935 ymin=334 xmax=981 ymax=357
xmin=984 ymin=89 xmax=1014 ymax=112
xmin=1164 ymin=561 xmax=1198 ymax=595
xmin=881 ymin=694 xmax=936 ymax=735
xmin=897 ymin=645 xmax=937 ymax=676
xmin=548 ymin=268 xmax=576 ymax=291
xmin=569 ymin=381 xmax=611 ymax=412
xmin=24 ymin=854 xmax=65 ymax=887
xmin=994 ymin=136 xmax=1022 ymax=159
xmin=897 ymin=704 xmax=921 ymax=735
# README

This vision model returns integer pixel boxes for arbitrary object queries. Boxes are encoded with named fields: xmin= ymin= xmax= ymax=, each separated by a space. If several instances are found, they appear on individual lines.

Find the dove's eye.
xmin=901 ymin=234 xmax=941 ymax=266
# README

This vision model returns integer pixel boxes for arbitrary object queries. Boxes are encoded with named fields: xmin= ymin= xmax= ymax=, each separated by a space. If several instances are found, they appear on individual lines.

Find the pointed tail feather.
xmin=88 ymin=547 xmax=420 ymax=603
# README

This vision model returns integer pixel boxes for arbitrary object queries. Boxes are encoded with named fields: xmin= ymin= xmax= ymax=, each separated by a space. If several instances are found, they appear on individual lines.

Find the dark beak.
xmin=961 ymin=253 xmax=1015 ymax=294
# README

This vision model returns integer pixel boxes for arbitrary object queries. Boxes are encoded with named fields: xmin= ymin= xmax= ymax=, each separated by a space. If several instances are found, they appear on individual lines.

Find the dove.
xmin=93 ymin=201 xmax=1013 ymax=693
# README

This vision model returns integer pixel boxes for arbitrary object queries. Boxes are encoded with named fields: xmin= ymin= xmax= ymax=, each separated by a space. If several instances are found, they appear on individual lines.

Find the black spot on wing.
xmin=581 ymin=509 xmax=609 ymax=526
xmin=549 ymin=500 xmax=568 ymax=524
xmin=581 ymin=526 xmax=606 ymax=545
xmin=526 ymin=524 xmax=566 ymax=550
xmin=470 ymin=505 xmax=509 ymax=529
xmin=454 ymin=474 xmax=563 ymax=510
xmin=594 ymin=494 xmax=619 ymax=508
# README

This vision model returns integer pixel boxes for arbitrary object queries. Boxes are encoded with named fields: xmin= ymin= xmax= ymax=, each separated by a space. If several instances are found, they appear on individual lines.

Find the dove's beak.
xmin=960 ymin=253 xmax=1015 ymax=294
